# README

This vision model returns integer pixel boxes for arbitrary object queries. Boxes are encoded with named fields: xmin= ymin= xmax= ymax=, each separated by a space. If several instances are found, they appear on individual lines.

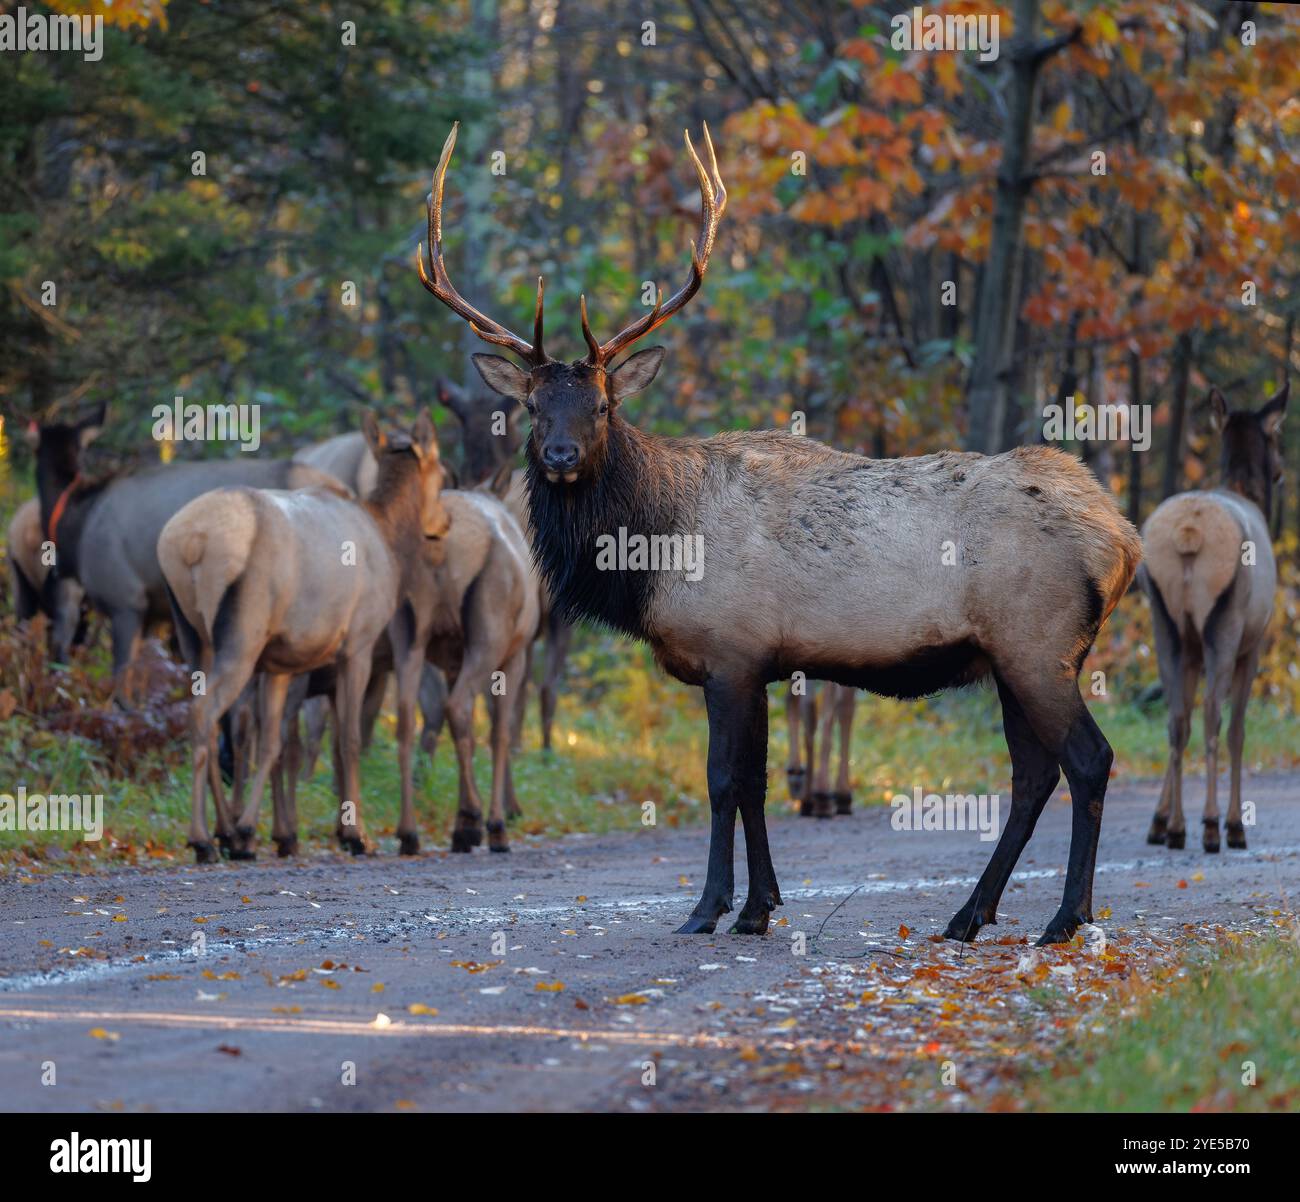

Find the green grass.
xmin=2 ymin=648 xmax=1295 ymax=863
xmin=1020 ymin=935 xmax=1300 ymax=1111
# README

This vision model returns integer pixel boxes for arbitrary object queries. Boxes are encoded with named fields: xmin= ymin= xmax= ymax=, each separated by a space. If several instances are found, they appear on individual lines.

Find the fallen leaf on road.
xmin=614 ymin=993 xmax=649 ymax=1005
xmin=216 ymin=1045 xmax=241 ymax=1057
xmin=88 ymin=1028 xmax=120 ymax=1041
xmin=407 ymin=1003 xmax=438 ymax=1016
xmin=536 ymin=981 xmax=564 ymax=992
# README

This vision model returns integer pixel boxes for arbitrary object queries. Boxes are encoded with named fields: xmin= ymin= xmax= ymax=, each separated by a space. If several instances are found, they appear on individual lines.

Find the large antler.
xmin=581 ymin=124 xmax=727 ymax=369
xmin=416 ymin=122 xmax=549 ymax=366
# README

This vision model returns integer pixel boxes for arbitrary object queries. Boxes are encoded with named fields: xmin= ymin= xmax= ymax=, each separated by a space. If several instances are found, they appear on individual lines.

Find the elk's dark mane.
xmin=524 ymin=415 xmax=702 ymax=640
xmin=1221 ymin=414 xmax=1273 ymax=516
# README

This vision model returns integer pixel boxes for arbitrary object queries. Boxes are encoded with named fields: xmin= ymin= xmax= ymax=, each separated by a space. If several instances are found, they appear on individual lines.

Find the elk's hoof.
xmin=1165 ymin=827 xmax=1186 ymax=850
xmin=1146 ymin=815 xmax=1167 ymax=845
xmin=1202 ymin=820 xmax=1220 ymax=854
xmin=675 ymin=914 xmax=720 ymax=935
xmin=340 ymin=834 xmax=373 ymax=856
xmin=812 ymin=791 xmax=835 ymax=819
xmin=505 ymin=803 xmax=523 ymax=822
xmin=398 ymin=832 xmax=420 ymax=856
xmin=274 ymin=836 xmax=298 ymax=859
xmin=1226 ymin=822 xmax=1247 ymax=850
xmin=189 ymin=840 xmax=219 ymax=865
xmin=1036 ymin=910 xmax=1085 ymax=946
xmin=944 ymin=906 xmax=991 ymax=943
xmin=450 ymin=827 xmax=482 ymax=853
xmin=798 ymin=799 xmax=815 ymax=817
xmin=786 ymin=767 xmax=806 ymax=801
xmin=727 ymin=909 xmax=771 ymax=936
xmin=834 ymin=791 xmax=853 ymax=816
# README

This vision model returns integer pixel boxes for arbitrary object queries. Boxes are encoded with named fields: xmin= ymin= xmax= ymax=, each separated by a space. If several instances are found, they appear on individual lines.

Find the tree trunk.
xmin=1162 ymin=330 xmax=1193 ymax=500
xmin=965 ymin=0 xmax=1044 ymax=453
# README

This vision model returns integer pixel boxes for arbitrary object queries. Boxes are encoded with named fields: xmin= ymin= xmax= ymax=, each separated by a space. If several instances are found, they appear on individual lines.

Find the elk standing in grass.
xmin=158 ymin=411 xmax=449 ymax=861
xmin=418 ymin=123 xmax=1141 ymax=944
xmin=1140 ymin=381 xmax=1288 ymax=853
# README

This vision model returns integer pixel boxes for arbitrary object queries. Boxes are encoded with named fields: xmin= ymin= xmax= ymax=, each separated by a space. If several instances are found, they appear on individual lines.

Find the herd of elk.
xmin=31 ymin=404 xmax=343 ymax=705
xmin=420 ymin=121 xmax=1143 ymax=944
xmin=1139 ymin=381 xmax=1288 ymax=854
xmin=158 ymin=411 xmax=449 ymax=860
xmin=3 ymin=123 xmax=1288 ymax=946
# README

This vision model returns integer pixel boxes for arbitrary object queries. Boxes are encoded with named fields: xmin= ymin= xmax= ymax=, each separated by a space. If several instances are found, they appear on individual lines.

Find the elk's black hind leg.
xmin=1038 ymin=703 xmax=1112 ymax=945
xmin=946 ymin=678 xmax=1060 ymax=942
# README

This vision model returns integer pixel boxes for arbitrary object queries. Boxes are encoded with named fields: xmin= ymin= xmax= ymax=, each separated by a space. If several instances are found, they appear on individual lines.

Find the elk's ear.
xmin=609 ymin=347 xmax=665 ymax=403
xmin=361 ymin=410 xmax=387 ymax=458
xmin=1259 ymin=378 xmax=1289 ymax=436
xmin=411 ymin=408 xmax=439 ymax=462
xmin=1208 ymin=387 xmax=1229 ymax=433
xmin=488 ymin=460 xmax=514 ymax=500
xmin=471 ymin=354 xmax=530 ymax=402
xmin=78 ymin=402 xmax=107 ymax=448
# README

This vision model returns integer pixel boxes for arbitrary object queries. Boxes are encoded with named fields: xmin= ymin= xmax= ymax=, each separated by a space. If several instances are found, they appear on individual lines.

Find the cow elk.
xmin=7 ymin=498 xmax=87 ymax=661
xmin=418 ymin=122 xmax=1141 ymax=945
xmin=1140 ymin=380 xmax=1288 ymax=853
xmin=158 ymin=411 xmax=449 ymax=862
xmin=785 ymin=682 xmax=857 ymax=817
xmin=387 ymin=478 xmax=540 ymax=854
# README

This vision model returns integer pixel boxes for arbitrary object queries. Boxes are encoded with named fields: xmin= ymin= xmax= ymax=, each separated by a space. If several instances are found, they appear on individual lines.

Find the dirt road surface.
xmin=1 ymin=775 xmax=1296 ymax=1112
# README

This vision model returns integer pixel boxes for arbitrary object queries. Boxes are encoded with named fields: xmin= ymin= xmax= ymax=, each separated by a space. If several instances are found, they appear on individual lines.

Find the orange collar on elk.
xmin=47 ymin=474 xmax=82 ymax=547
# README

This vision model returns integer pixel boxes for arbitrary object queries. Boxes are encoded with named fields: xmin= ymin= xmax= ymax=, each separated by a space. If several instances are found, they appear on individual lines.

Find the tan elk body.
xmin=158 ymin=413 xmax=449 ymax=860
xmin=417 ymin=123 xmax=1141 ymax=944
xmin=1140 ymin=381 xmax=1287 ymax=852
xmin=389 ymin=484 xmax=539 ymax=853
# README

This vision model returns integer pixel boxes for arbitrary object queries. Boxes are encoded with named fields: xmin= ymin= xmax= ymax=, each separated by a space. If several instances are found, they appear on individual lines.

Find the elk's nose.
xmin=543 ymin=442 xmax=580 ymax=472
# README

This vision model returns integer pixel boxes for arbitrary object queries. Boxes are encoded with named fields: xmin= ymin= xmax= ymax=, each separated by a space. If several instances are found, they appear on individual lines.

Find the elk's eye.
xmin=524 ymin=400 xmax=536 ymax=415
xmin=598 ymin=401 xmax=609 ymax=416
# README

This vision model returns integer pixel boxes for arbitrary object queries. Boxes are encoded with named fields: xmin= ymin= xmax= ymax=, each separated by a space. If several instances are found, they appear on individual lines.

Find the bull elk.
xmin=158 ymin=411 xmax=449 ymax=861
xmin=1140 ymin=380 xmax=1288 ymax=853
xmin=416 ymin=123 xmax=1141 ymax=944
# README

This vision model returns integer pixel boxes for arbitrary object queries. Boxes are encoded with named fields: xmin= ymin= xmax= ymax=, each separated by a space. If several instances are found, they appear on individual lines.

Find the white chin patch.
xmin=545 ymin=471 xmax=559 ymax=483
xmin=562 ymin=471 xmax=578 ymax=484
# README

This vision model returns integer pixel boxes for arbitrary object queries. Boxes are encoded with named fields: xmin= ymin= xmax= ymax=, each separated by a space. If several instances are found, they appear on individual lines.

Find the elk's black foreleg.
xmin=677 ymin=677 xmax=779 ymax=935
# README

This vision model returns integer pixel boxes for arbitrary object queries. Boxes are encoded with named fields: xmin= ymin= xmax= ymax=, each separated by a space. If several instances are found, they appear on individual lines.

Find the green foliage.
xmin=1021 ymin=935 xmax=1300 ymax=1111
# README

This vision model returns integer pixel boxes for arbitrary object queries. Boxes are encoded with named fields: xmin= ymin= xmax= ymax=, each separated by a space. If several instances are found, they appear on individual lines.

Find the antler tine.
xmin=416 ymin=123 xmax=546 ymax=365
xmin=584 ymin=125 xmax=727 ymax=367
xmin=579 ymin=294 xmax=600 ymax=362
xmin=533 ymin=276 xmax=546 ymax=363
